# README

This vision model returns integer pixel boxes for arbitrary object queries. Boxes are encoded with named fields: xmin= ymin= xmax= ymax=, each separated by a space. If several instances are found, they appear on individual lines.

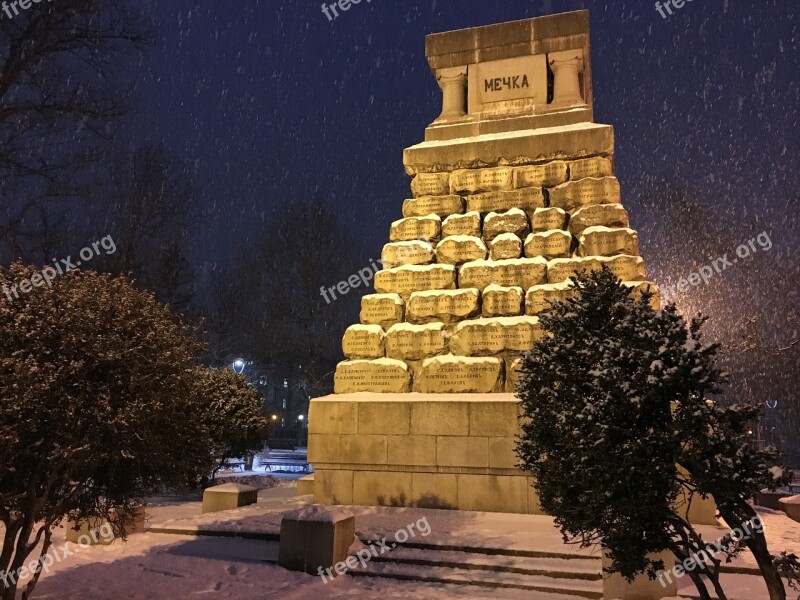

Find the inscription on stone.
xmin=568 ymin=204 xmax=629 ymax=236
xmin=381 ymin=241 xmax=435 ymax=268
xmin=342 ymin=324 xmax=385 ymax=359
xmin=530 ymin=207 xmax=568 ymax=232
xmin=389 ymin=215 xmax=441 ymax=242
xmin=411 ymin=172 xmax=450 ymax=198
xmin=451 ymin=167 xmax=514 ymax=195
xmin=578 ymin=226 xmax=639 ymax=257
xmin=360 ymin=294 xmax=404 ymax=329
xmin=489 ymin=233 xmax=522 ymax=261
xmin=525 ymin=282 xmax=575 ymax=315
xmin=466 ymin=188 xmax=545 ymax=214
xmin=524 ymin=230 xmax=573 ymax=259
xmin=442 ymin=211 xmax=481 ymax=237
xmin=513 ymin=161 xmax=568 ymax=188
xmin=435 ymin=235 xmax=488 ymax=265
xmin=482 ymin=208 xmax=530 ymax=241
xmin=470 ymin=55 xmax=548 ymax=108
xmin=402 ymin=195 xmax=464 ymax=218
xmin=414 ymin=355 xmax=504 ymax=394
xmin=482 ymin=284 xmax=524 ymax=318
xmin=460 ymin=257 xmax=548 ymax=291
xmin=568 ymin=156 xmax=614 ymax=180
xmin=407 ymin=288 xmax=480 ymax=324
xmin=450 ymin=316 xmax=544 ymax=356
xmin=385 ymin=323 xmax=447 ymax=361
xmin=548 ymin=177 xmax=621 ymax=212
xmin=374 ymin=264 xmax=456 ymax=296
xmin=334 ymin=358 xmax=411 ymax=394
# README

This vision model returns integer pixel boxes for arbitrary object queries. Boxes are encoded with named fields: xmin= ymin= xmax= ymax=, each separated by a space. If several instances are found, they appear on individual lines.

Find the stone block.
xmin=406 ymin=288 xmax=480 ymax=324
xmin=450 ymin=316 xmax=544 ymax=356
xmin=65 ymin=507 xmax=145 ymax=545
xmin=410 ymin=401 xmax=470 ymax=435
xmin=358 ymin=402 xmax=410 ymax=435
xmin=489 ymin=233 xmax=522 ymax=260
xmin=482 ymin=284 xmax=524 ymax=317
xmin=779 ymin=495 xmax=800 ymax=523
xmin=457 ymin=474 xmax=528 ymax=513
xmin=403 ymin=195 xmax=464 ymax=218
xmin=334 ymin=358 xmax=411 ymax=394
xmin=483 ymin=208 xmax=530 ymax=241
xmin=313 ymin=470 xmax=354 ymax=505
xmin=530 ymin=207 xmax=568 ymax=232
xmin=578 ymin=226 xmax=639 ymax=257
xmin=380 ymin=240 xmax=435 ymax=268
xmin=374 ymin=264 xmax=457 ymax=297
xmin=353 ymin=471 xmax=414 ymax=507
xmin=623 ymin=281 xmax=661 ymax=310
xmin=414 ymin=355 xmax=504 ymax=393
xmin=202 ymin=483 xmax=259 ymax=514
xmin=338 ymin=434 xmax=388 ymax=465
xmin=309 ymin=401 xmax=358 ymax=435
xmin=602 ymin=551 xmax=676 ymax=599
xmin=527 ymin=477 xmax=543 ymax=514
xmin=437 ymin=436 xmax=489 ymax=468
xmin=513 ymin=161 xmax=568 ymax=188
xmin=450 ymin=167 xmax=514 ymax=194
xmin=470 ymin=401 xmax=520 ymax=437
xmin=489 ymin=437 xmax=519 ymax=469
xmin=442 ymin=211 xmax=482 ymax=237
xmin=524 ymin=230 xmax=573 ymax=259
xmin=388 ymin=435 xmax=437 ymax=467
xmin=342 ymin=324 xmax=385 ymax=360
xmin=307 ymin=434 xmax=341 ymax=463
xmin=505 ymin=357 xmax=523 ymax=392
xmin=411 ymin=473 xmax=458 ymax=509
xmin=297 ymin=474 xmax=315 ymax=496
xmin=389 ymin=215 xmax=442 ymax=242
xmin=568 ymin=156 xmax=614 ymax=180
xmin=465 ymin=188 xmax=545 ymax=214
xmin=547 ymin=255 xmax=645 ymax=283
xmin=385 ymin=322 xmax=447 ymax=361
xmin=435 ymin=235 xmax=488 ymax=265
xmin=411 ymin=172 xmax=450 ymax=197
xmin=568 ymin=203 xmax=629 ymax=236
xmin=360 ymin=293 xmax=404 ymax=329
xmin=459 ymin=257 xmax=548 ymax=290
xmin=525 ymin=281 xmax=576 ymax=315
xmin=278 ymin=506 xmax=355 ymax=575
xmin=549 ymin=176 xmax=621 ymax=212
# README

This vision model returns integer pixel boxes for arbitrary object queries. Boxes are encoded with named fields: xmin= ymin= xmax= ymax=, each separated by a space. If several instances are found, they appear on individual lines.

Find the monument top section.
xmin=422 ymin=10 xmax=594 ymax=141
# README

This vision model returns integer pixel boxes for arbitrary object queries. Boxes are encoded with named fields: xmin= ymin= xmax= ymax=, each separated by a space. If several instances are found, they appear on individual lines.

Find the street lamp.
xmin=232 ymin=358 xmax=246 ymax=374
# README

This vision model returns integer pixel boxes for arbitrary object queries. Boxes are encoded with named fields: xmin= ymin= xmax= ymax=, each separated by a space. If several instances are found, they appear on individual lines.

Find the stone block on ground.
xmin=524 ymin=230 xmax=573 ymax=259
xmin=385 ymin=322 xmax=447 ymax=361
xmin=402 ymin=195 xmax=464 ymax=218
xmin=360 ymin=293 xmax=404 ymax=329
xmin=389 ymin=215 xmax=442 ymax=242
xmin=779 ymin=495 xmax=800 ymax=523
xmin=297 ymin=474 xmax=315 ymax=496
xmin=202 ymin=483 xmax=259 ymax=514
xmin=568 ymin=203 xmax=629 ymax=236
xmin=450 ymin=167 xmax=514 ymax=194
xmin=489 ymin=233 xmax=523 ymax=260
xmin=568 ymin=156 xmax=614 ymax=180
xmin=342 ymin=324 xmax=385 ymax=359
xmin=548 ymin=176 xmax=621 ymax=212
xmin=380 ymin=240 xmax=435 ymax=267
xmin=578 ymin=226 xmax=639 ymax=257
xmin=603 ymin=550 xmax=676 ymax=600
xmin=450 ymin=316 xmax=544 ymax=356
xmin=459 ymin=257 xmax=548 ymax=291
xmin=512 ymin=161 xmax=568 ymax=188
xmin=374 ymin=264 xmax=456 ymax=297
xmin=442 ymin=211 xmax=482 ymax=237
xmin=465 ymin=188 xmax=545 ymax=214
xmin=482 ymin=208 xmax=530 ymax=241
xmin=525 ymin=281 xmax=575 ymax=315
xmin=482 ymin=284 xmax=524 ymax=317
xmin=413 ymin=355 xmax=504 ymax=393
xmin=410 ymin=172 xmax=450 ymax=197
xmin=334 ymin=358 xmax=411 ymax=394
xmin=435 ymin=235 xmax=488 ymax=265
xmin=278 ymin=506 xmax=355 ymax=576
xmin=530 ymin=207 xmax=568 ymax=232
xmin=406 ymin=288 xmax=481 ymax=324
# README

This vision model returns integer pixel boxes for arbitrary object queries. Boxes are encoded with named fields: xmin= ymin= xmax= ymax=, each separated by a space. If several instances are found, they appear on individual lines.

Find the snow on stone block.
xmin=524 ymin=230 xmax=573 ymax=259
xmin=410 ymin=172 xmax=450 ymax=198
xmin=442 ymin=211 xmax=481 ymax=237
xmin=414 ymin=354 xmax=504 ymax=393
xmin=380 ymin=240 xmax=435 ymax=268
xmin=459 ymin=257 xmax=548 ymax=291
xmin=334 ymin=358 xmax=411 ymax=394
xmin=342 ymin=324 xmax=385 ymax=360
xmin=489 ymin=233 xmax=523 ymax=260
xmin=578 ymin=226 xmax=639 ymax=257
xmin=202 ymin=483 xmax=259 ymax=514
xmin=406 ymin=288 xmax=480 ymax=324
xmin=402 ymin=194 xmax=465 ymax=218
xmin=360 ymin=293 xmax=404 ymax=329
xmin=548 ymin=176 xmax=621 ymax=212
xmin=389 ymin=215 xmax=442 ymax=242
xmin=435 ymin=235 xmax=488 ymax=265
xmin=465 ymin=188 xmax=545 ymax=214
xmin=374 ymin=264 xmax=456 ymax=297
xmin=450 ymin=166 xmax=514 ymax=195
xmin=450 ymin=316 xmax=544 ymax=356
xmin=512 ymin=161 xmax=568 ymax=188
xmin=279 ymin=506 xmax=355 ymax=575
xmin=568 ymin=203 xmax=629 ymax=236
xmin=482 ymin=208 xmax=530 ymax=241
xmin=482 ymin=284 xmax=524 ymax=318
xmin=622 ymin=281 xmax=661 ymax=309
xmin=568 ymin=156 xmax=614 ymax=180
xmin=525 ymin=281 xmax=575 ymax=315
xmin=385 ymin=322 xmax=447 ymax=361
xmin=547 ymin=255 xmax=645 ymax=283
xmin=530 ymin=207 xmax=568 ymax=232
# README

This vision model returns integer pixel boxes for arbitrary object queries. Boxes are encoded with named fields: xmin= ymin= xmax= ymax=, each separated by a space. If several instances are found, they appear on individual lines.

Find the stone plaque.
xmin=513 ymin=161 xmax=568 ymax=189
xmin=466 ymin=188 xmax=545 ymax=214
xmin=381 ymin=241 xmax=435 ymax=268
xmin=407 ymin=288 xmax=480 ymax=324
xmin=435 ymin=235 xmax=488 ymax=265
xmin=411 ymin=172 xmax=450 ymax=198
xmin=482 ymin=284 xmax=524 ymax=318
xmin=530 ymin=207 xmax=567 ymax=232
xmin=414 ymin=355 xmax=504 ymax=394
xmin=334 ymin=358 xmax=410 ymax=394
xmin=360 ymin=294 xmax=404 ymax=329
xmin=402 ymin=195 xmax=464 ymax=218
xmin=389 ymin=215 xmax=441 ymax=242
xmin=450 ymin=316 xmax=544 ymax=356
xmin=483 ymin=208 xmax=530 ymax=241
xmin=489 ymin=233 xmax=522 ymax=260
xmin=442 ymin=211 xmax=481 ymax=237
xmin=568 ymin=204 xmax=629 ymax=236
xmin=525 ymin=281 xmax=576 ymax=315
xmin=460 ymin=257 xmax=548 ymax=291
xmin=342 ymin=324 xmax=385 ymax=359
xmin=524 ymin=230 xmax=573 ymax=259
xmin=548 ymin=256 xmax=645 ymax=283
xmin=578 ymin=226 xmax=639 ymax=257
xmin=468 ymin=55 xmax=548 ymax=111
xmin=548 ymin=177 xmax=621 ymax=212
xmin=450 ymin=167 xmax=514 ymax=195
xmin=622 ymin=281 xmax=661 ymax=310
xmin=505 ymin=357 xmax=523 ymax=393
xmin=374 ymin=264 xmax=456 ymax=296
xmin=385 ymin=322 xmax=447 ymax=361
xmin=602 ymin=255 xmax=646 ymax=281
xmin=568 ymin=156 xmax=613 ymax=180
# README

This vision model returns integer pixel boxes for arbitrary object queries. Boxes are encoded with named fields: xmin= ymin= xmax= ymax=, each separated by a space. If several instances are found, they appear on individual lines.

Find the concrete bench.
xmin=65 ymin=505 xmax=146 ymax=546
xmin=278 ymin=506 xmax=355 ymax=576
xmin=779 ymin=494 xmax=800 ymax=523
xmin=202 ymin=483 xmax=259 ymax=514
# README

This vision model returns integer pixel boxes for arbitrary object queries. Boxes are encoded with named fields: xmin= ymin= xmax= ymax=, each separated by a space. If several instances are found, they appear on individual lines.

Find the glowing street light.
xmin=232 ymin=358 xmax=246 ymax=374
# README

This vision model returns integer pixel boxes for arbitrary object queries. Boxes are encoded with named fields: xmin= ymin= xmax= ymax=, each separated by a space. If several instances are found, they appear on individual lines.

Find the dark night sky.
xmin=121 ymin=0 xmax=798 ymax=296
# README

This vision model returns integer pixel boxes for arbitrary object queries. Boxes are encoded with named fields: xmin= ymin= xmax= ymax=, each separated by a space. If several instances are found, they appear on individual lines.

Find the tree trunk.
xmin=21 ymin=528 xmax=53 ymax=600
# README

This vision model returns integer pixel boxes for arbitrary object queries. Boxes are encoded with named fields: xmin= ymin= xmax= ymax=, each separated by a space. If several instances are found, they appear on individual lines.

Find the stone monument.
xmin=307 ymin=10 xmax=714 ymax=524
